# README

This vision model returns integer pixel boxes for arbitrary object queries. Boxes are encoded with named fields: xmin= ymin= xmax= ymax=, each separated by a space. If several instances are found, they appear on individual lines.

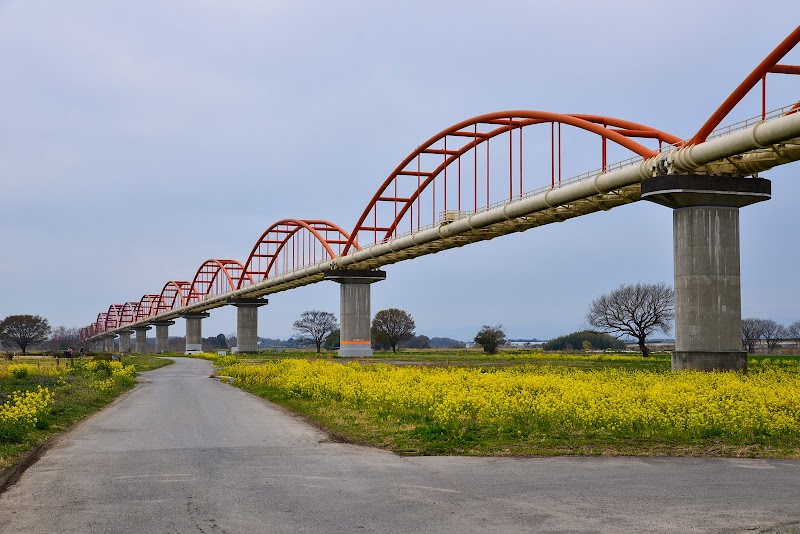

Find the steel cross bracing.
xmin=83 ymin=26 xmax=800 ymax=342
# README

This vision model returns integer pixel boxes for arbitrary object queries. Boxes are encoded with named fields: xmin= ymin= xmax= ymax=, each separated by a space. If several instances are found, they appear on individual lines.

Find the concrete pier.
xmin=642 ymin=174 xmax=770 ymax=371
xmin=134 ymin=326 xmax=151 ymax=354
xmin=153 ymin=321 xmax=175 ymax=354
xmin=324 ymin=270 xmax=386 ymax=357
xmin=118 ymin=330 xmax=133 ymax=353
xmin=182 ymin=312 xmax=210 ymax=353
xmin=104 ymin=336 xmax=116 ymax=353
xmin=227 ymin=299 xmax=268 ymax=353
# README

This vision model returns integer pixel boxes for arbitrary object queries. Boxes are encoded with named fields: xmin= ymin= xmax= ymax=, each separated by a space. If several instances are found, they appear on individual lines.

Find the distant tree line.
xmin=543 ymin=330 xmax=626 ymax=351
xmin=201 ymin=334 xmax=230 ymax=351
xmin=372 ymin=335 xmax=467 ymax=350
xmin=281 ymin=307 xmax=467 ymax=352
xmin=12 ymin=302 xmax=797 ymax=359
xmin=742 ymin=318 xmax=800 ymax=353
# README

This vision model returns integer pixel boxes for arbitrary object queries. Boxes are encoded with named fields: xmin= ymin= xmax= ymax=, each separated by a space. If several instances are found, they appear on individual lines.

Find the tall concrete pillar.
xmin=118 ymin=330 xmax=133 ymax=353
xmin=104 ymin=336 xmax=116 ymax=353
xmin=324 ymin=270 xmax=386 ymax=357
xmin=182 ymin=312 xmax=210 ymax=353
xmin=642 ymin=174 xmax=770 ymax=371
xmin=134 ymin=326 xmax=151 ymax=354
xmin=227 ymin=299 xmax=268 ymax=353
xmin=152 ymin=321 xmax=175 ymax=354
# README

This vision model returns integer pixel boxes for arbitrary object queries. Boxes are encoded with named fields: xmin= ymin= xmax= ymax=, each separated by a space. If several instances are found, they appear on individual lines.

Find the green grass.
xmin=188 ymin=348 xmax=675 ymax=370
xmin=369 ymin=349 xmax=675 ymax=370
xmin=0 ymin=356 xmax=173 ymax=472
xmin=235 ymin=380 xmax=800 ymax=458
xmin=120 ymin=354 xmax=175 ymax=371
xmin=209 ymin=350 xmax=800 ymax=458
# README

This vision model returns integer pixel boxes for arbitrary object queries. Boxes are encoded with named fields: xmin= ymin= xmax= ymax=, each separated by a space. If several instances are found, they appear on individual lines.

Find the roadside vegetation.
xmin=196 ymin=350 xmax=800 ymax=458
xmin=204 ymin=348 xmax=677 ymax=370
xmin=0 ymin=354 xmax=172 ymax=473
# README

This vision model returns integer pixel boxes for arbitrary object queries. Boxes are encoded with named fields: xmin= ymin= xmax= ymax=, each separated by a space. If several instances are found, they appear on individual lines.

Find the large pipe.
xmin=88 ymin=112 xmax=800 ymax=340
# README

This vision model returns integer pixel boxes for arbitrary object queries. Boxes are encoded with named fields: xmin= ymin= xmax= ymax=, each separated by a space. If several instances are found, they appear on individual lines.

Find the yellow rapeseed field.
xmin=221 ymin=359 xmax=800 ymax=440
xmin=0 ymin=386 xmax=54 ymax=442
xmin=1 ymin=359 xmax=136 ymax=443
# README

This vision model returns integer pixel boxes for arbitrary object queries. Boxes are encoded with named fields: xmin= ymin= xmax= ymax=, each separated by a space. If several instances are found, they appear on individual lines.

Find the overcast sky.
xmin=2 ymin=1 xmax=799 ymax=342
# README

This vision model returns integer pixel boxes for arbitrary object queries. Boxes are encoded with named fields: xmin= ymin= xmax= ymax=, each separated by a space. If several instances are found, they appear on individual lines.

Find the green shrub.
xmin=9 ymin=365 xmax=32 ymax=380
xmin=543 ymin=330 xmax=626 ymax=351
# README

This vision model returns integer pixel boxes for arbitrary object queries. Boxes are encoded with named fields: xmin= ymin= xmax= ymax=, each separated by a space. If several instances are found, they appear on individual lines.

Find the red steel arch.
xmin=95 ymin=312 xmax=109 ymax=334
xmin=136 ymin=294 xmax=164 ymax=321
xmin=120 ymin=301 xmax=140 ymax=326
xmin=104 ymin=304 xmax=124 ymax=331
xmin=690 ymin=25 xmax=800 ymax=144
xmin=343 ymin=111 xmax=680 ymax=253
xmin=86 ymin=319 xmax=104 ymax=338
xmin=189 ymin=259 xmax=253 ymax=301
xmin=84 ymin=27 xmax=800 ymax=340
xmin=84 ymin=325 xmax=97 ymax=339
xmin=155 ymin=281 xmax=193 ymax=314
xmin=240 ymin=219 xmax=357 ymax=288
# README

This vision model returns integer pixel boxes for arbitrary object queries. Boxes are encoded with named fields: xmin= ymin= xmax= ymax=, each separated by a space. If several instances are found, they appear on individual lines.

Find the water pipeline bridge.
xmin=82 ymin=27 xmax=800 ymax=371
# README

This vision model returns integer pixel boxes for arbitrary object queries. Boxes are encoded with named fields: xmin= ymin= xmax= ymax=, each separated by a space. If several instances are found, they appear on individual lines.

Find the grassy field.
xmin=0 ymin=355 xmax=172 ymax=473
xmin=8 ymin=350 xmax=795 ymax=463
xmin=214 ymin=348 xmax=677 ymax=370
xmin=198 ymin=350 xmax=800 ymax=458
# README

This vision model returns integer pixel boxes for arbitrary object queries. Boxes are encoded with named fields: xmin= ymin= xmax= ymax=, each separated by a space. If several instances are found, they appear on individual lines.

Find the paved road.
xmin=1 ymin=358 xmax=798 ymax=533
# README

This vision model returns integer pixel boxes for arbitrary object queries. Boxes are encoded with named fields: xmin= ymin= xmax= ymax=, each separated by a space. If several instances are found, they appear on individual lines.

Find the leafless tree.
xmin=741 ymin=318 xmax=762 ymax=353
xmin=787 ymin=321 xmax=800 ymax=347
xmin=293 ymin=310 xmax=338 ymax=353
xmin=743 ymin=318 xmax=788 ymax=353
xmin=45 ymin=326 xmax=81 ymax=352
xmin=372 ymin=308 xmax=415 ymax=353
xmin=760 ymin=319 xmax=786 ymax=353
xmin=0 ymin=314 xmax=52 ymax=354
xmin=586 ymin=282 xmax=674 ymax=358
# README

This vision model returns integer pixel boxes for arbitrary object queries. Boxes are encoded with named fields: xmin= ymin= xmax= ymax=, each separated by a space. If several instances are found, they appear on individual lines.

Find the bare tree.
xmin=741 ymin=318 xmax=762 ymax=353
xmin=586 ymin=282 xmax=674 ymax=358
xmin=760 ymin=319 xmax=786 ymax=353
xmin=372 ymin=308 xmax=415 ymax=353
xmin=0 ymin=315 xmax=52 ymax=354
xmin=787 ymin=321 xmax=800 ymax=348
xmin=474 ymin=325 xmax=507 ymax=354
xmin=293 ymin=310 xmax=338 ymax=353
xmin=46 ymin=326 xmax=81 ymax=352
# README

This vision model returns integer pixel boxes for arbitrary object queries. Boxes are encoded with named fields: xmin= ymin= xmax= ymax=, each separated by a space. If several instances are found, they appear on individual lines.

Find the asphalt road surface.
xmin=1 ymin=357 xmax=798 ymax=533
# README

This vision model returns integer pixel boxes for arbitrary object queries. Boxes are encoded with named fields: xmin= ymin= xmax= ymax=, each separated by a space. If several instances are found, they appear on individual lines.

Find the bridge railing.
xmin=84 ymin=101 xmax=800 ymax=341
xmin=708 ymin=103 xmax=800 ymax=140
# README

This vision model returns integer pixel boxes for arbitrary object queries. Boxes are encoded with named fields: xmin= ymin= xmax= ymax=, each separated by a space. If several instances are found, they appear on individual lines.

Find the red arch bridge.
xmin=82 ymin=27 xmax=800 ymax=371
